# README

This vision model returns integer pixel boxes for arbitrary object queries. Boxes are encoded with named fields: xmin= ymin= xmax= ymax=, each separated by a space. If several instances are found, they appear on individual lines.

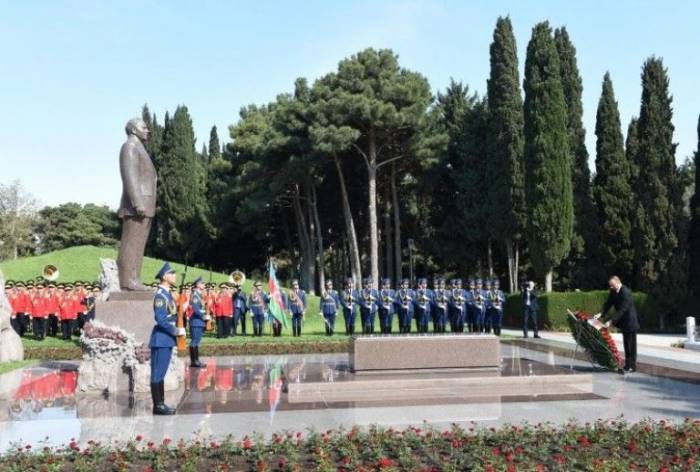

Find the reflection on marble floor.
xmin=2 ymin=346 xmax=700 ymax=451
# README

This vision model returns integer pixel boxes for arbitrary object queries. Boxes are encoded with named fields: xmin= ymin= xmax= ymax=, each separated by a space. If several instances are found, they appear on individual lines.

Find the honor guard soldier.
xmin=378 ymin=278 xmax=395 ymax=334
xmin=288 ymin=279 xmax=306 ymax=337
xmin=465 ymin=279 xmax=477 ymax=332
xmin=395 ymin=278 xmax=414 ymax=333
xmin=150 ymin=262 xmax=187 ymax=415
xmin=340 ymin=278 xmax=358 ymax=335
xmin=359 ymin=278 xmax=379 ymax=334
xmin=433 ymin=277 xmax=449 ymax=333
xmin=249 ymin=281 xmax=269 ymax=336
xmin=188 ymin=277 xmax=208 ymax=368
xmin=488 ymin=279 xmax=505 ymax=335
xmin=232 ymin=284 xmax=248 ymax=336
xmin=430 ymin=277 xmax=440 ymax=331
xmin=447 ymin=279 xmax=462 ymax=333
xmin=483 ymin=279 xmax=492 ymax=333
xmin=320 ymin=280 xmax=340 ymax=335
xmin=472 ymin=279 xmax=487 ymax=333
xmin=413 ymin=278 xmax=431 ymax=333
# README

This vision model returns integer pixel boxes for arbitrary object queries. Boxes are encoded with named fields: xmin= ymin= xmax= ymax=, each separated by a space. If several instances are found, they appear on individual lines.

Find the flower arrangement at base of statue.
xmin=567 ymin=310 xmax=623 ymax=370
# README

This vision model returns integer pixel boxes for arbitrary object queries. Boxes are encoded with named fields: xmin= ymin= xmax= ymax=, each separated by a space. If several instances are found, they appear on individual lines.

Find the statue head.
xmin=125 ymin=118 xmax=149 ymax=142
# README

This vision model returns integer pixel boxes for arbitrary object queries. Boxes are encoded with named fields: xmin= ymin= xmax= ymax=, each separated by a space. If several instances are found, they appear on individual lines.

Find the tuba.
xmin=229 ymin=270 xmax=246 ymax=287
xmin=42 ymin=264 xmax=60 ymax=282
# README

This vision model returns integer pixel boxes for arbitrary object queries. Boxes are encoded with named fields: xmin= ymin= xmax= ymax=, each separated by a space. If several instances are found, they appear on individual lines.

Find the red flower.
xmin=378 ymin=457 xmax=395 ymax=468
xmin=242 ymin=438 xmax=253 ymax=449
xmin=505 ymin=453 xmax=514 ymax=462
xmin=627 ymin=441 xmax=637 ymax=452
xmin=553 ymin=454 xmax=566 ymax=464
xmin=577 ymin=435 xmax=591 ymax=447
xmin=135 ymin=435 xmax=143 ymax=442
xmin=492 ymin=447 xmax=501 ymax=456
xmin=452 ymin=439 xmax=461 ymax=448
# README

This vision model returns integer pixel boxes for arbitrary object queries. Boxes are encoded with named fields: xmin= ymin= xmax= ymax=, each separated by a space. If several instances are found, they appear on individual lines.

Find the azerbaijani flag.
xmin=268 ymin=262 xmax=288 ymax=329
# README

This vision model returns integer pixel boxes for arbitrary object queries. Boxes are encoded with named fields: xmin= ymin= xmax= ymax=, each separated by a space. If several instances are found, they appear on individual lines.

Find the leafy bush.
xmin=504 ymin=290 xmax=658 ymax=332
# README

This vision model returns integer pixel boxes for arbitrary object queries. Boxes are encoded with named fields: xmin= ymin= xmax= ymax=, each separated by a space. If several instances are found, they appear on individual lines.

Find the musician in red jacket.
xmin=32 ymin=283 xmax=48 ymax=340
xmin=60 ymin=285 xmax=80 ymax=340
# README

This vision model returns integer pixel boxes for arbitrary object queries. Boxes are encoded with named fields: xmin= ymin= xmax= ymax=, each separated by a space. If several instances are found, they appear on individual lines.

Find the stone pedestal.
xmin=96 ymin=291 xmax=155 ymax=345
xmin=350 ymin=334 xmax=500 ymax=372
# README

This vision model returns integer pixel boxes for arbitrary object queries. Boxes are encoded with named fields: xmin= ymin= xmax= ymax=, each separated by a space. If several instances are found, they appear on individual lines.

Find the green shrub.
xmin=504 ymin=290 xmax=658 ymax=332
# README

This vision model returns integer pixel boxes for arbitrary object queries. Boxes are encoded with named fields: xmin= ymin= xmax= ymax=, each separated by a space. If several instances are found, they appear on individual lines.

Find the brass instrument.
xmin=474 ymin=290 xmax=484 ymax=307
xmin=380 ymin=289 xmax=393 ymax=309
xmin=229 ymin=270 xmax=246 ymax=287
xmin=344 ymin=289 xmax=353 ymax=306
xmin=362 ymin=289 xmax=376 ymax=309
xmin=400 ymin=289 xmax=412 ymax=309
xmin=491 ymin=290 xmax=502 ymax=309
xmin=452 ymin=288 xmax=464 ymax=312
xmin=42 ymin=264 xmax=60 ymax=282
xmin=418 ymin=289 xmax=429 ymax=309
xmin=437 ymin=289 xmax=448 ymax=309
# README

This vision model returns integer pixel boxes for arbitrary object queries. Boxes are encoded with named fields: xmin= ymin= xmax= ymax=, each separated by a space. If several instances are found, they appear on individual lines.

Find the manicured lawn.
xmin=0 ymin=359 xmax=38 ymax=375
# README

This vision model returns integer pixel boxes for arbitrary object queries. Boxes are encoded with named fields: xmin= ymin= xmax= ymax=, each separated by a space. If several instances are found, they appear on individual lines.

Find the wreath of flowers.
xmin=567 ymin=310 xmax=623 ymax=370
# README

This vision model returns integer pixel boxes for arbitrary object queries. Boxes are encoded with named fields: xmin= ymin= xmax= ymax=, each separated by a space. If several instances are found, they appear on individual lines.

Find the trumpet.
xmin=380 ymin=289 xmax=393 ymax=308
xmin=362 ymin=289 xmax=376 ymax=309
xmin=42 ymin=264 xmax=60 ymax=282
xmin=491 ymin=290 xmax=502 ymax=308
xmin=229 ymin=270 xmax=246 ymax=287
xmin=400 ymin=289 xmax=412 ymax=309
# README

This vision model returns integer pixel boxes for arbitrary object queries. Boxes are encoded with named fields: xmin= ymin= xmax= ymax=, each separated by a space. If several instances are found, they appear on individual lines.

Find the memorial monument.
xmin=116 ymin=117 xmax=157 ymax=292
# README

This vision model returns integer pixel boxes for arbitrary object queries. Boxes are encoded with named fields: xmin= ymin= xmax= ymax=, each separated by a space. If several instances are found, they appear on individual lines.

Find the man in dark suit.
xmin=522 ymin=280 xmax=540 ymax=338
xmin=117 ymin=118 xmax=157 ymax=291
xmin=597 ymin=276 xmax=640 ymax=372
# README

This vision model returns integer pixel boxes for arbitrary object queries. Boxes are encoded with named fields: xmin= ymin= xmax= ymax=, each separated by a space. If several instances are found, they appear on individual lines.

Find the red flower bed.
xmin=3 ymin=419 xmax=700 ymax=471
xmin=568 ymin=310 xmax=623 ymax=369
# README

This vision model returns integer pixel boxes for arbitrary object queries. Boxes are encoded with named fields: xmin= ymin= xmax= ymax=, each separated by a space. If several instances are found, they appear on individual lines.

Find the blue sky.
xmin=1 ymin=0 xmax=698 ymax=208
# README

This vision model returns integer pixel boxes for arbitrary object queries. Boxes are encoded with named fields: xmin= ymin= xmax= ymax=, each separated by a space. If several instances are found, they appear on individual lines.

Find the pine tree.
xmin=554 ymin=27 xmax=596 ymax=288
xmin=523 ymin=22 xmax=574 ymax=292
xmin=592 ymin=73 xmax=634 ymax=282
xmin=633 ymin=57 xmax=678 ymax=297
xmin=156 ymin=105 xmax=211 ymax=260
xmin=688 ymin=115 xmax=700 ymax=295
xmin=486 ymin=16 xmax=526 ymax=293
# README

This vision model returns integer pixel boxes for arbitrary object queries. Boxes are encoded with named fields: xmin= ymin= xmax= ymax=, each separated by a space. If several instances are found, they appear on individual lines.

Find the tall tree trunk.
xmin=310 ymin=183 xmax=325 ymax=294
xmin=384 ymin=188 xmax=394 ymax=283
xmin=303 ymin=180 xmax=317 ymax=294
xmin=282 ymin=210 xmax=294 ymax=262
xmin=292 ymin=185 xmax=313 ymax=291
xmin=391 ymin=162 xmax=402 ymax=284
xmin=487 ymin=238 xmax=494 ymax=278
xmin=545 ymin=269 xmax=553 ymax=293
xmin=514 ymin=241 xmax=520 ymax=292
xmin=368 ymin=129 xmax=379 ymax=288
xmin=333 ymin=154 xmax=362 ymax=288
xmin=506 ymin=238 xmax=514 ymax=293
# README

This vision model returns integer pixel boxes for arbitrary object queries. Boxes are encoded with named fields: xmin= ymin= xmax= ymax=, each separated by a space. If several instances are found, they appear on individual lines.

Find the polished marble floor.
xmin=1 ymin=343 xmax=699 ymax=450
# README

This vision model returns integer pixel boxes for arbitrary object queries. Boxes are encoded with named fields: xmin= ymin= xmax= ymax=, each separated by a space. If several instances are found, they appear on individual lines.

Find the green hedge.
xmin=503 ymin=290 xmax=658 ymax=332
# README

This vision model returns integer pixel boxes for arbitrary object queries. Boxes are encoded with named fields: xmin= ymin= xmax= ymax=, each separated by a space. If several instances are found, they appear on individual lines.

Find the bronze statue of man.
xmin=117 ymin=118 xmax=156 ymax=291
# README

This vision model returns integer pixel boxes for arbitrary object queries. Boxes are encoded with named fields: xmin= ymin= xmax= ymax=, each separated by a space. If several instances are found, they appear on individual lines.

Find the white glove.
xmin=605 ymin=321 xmax=611 ymax=328
xmin=177 ymin=327 xmax=186 ymax=336
xmin=204 ymin=315 xmax=211 ymax=321
xmin=593 ymin=313 xmax=602 ymax=320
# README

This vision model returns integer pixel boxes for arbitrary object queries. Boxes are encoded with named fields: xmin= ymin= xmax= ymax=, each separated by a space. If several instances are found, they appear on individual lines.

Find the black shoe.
xmin=193 ymin=347 xmax=206 ymax=368
xmin=533 ymin=334 xmax=541 ymax=339
xmin=151 ymin=382 xmax=175 ymax=415
xmin=160 ymin=382 xmax=176 ymax=414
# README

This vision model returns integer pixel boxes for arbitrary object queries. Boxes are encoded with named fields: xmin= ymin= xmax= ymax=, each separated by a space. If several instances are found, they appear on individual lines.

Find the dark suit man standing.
xmin=522 ymin=281 xmax=540 ymax=338
xmin=117 ymin=118 xmax=157 ymax=291
xmin=598 ymin=276 xmax=640 ymax=372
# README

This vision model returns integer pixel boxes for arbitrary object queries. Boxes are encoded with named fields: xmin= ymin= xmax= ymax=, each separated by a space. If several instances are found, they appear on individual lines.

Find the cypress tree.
xmin=592 ymin=73 xmax=634 ymax=282
xmin=689 ymin=115 xmax=700 ymax=295
xmin=554 ymin=27 xmax=596 ymax=288
xmin=209 ymin=126 xmax=221 ymax=161
xmin=523 ymin=22 xmax=574 ymax=292
xmin=625 ymin=117 xmax=640 ymax=188
xmin=633 ymin=57 xmax=678 ymax=294
xmin=156 ymin=105 xmax=210 ymax=260
xmin=486 ymin=16 xmax=526 ymax=293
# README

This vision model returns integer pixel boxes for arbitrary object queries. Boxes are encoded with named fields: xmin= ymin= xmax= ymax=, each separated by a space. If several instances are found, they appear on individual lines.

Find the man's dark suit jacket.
xmin=602 ymin=285 xmax=640 ymax=333
xmin=522 ymin=289 xmax=539 ymax=311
